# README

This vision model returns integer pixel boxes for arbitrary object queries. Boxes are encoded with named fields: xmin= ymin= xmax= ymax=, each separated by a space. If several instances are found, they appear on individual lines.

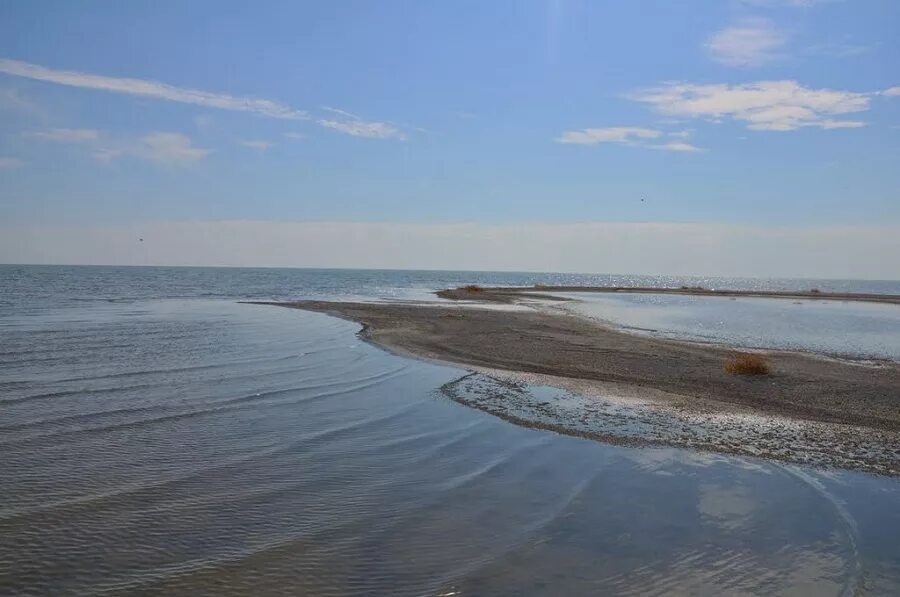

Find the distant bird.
xmin=139 ymin=238 xmax=144 ymax=242
xmin=641 ymin=197 xmax=645 ymax=202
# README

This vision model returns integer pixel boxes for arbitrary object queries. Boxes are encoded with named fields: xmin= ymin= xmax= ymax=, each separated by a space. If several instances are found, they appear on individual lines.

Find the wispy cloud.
xmin=100 ymin=132 xmax=211 ymax=166
xmin=23 ymin=125 xmax=209 ymax=165
xmin=283 ymin=132 xmax=305 ymax=140
xmin=321 ymin=107 xmax=362 ymax=120
xmin=632 ymin=81 xmax=873 ymax=131
xmin=26 ymin=128 xmax=99 ymax=142
xmin=556 ymin=127 xmax=662 ymax=145
xmin=317 ymin=119 xmax=405 ymax=139
xmin=706 ymin=18 xmax=787 ymax=68
xmin=556 ymin=127 xmax=703 ymax=151
xmin=240 ymin=139 xmax=273 ymax=151
xmin=0 ymin=58 xmax=308 ymax=120
xmin=0 ymin=59 xmax=410 ymax=140
xmin=883 ymin=87 xmax=900 ymax=97
xmin=317 ymin=106 xmax=406 ymax=140
xmin=0 ymin=157 xmax=24 ymax=169
xmin=650 ymin=141 xmax=703 ymax=152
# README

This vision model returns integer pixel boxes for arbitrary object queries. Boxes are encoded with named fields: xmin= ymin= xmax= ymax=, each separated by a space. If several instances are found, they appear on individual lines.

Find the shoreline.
xmin=435 ymin=285 xmax=900 ymax=304
xmin=249 ymin=291 xmax=900 ymax=475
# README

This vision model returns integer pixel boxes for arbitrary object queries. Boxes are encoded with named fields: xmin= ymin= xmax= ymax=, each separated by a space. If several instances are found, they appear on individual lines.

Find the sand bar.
xmin=251 ymin=288 xmax=900 ymax=474
xmin=436 ymin=285 xmax=900 ymax=304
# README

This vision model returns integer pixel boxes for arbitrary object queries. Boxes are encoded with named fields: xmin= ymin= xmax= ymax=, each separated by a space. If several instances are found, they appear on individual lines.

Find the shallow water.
xmin=443 ymin=372 xmax=900 ymax=476
xmin=556 ymin=291 xmax=900 ymax=361
xmin=1 ymin=266 xmax=899 ymax=595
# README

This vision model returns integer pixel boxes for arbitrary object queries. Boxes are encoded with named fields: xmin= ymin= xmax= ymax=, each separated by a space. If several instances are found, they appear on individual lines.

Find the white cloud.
xmin=706 ymin=18 xmax=787 ymax=68
xmin=556 ymin=127 xmax=661 ymax=145
xmin=94 ymin=132 xmax=210 ymax=166
xmin=240 ymin=139 xmax=273 ymax=151
xmin=130 ymin=132 xmax=210 ymax=165
xmin=317 ymin=118 xmax=405 ymax=140
xmin=556 ymin=127 xmax=704 ymax=151
xmin=21 ymin=125 xmax=209 ymax=166
xmin=321 ymin=107 xmax=363 ymax=120
xmin=819 ymin=119 xmax=865 ymax=129
xmin=2 ymin=220 xmax=898 ymax=279
xmin=0 ymin=157 xmax=24 ymax=168
xmin=883 ymin=87 xmax=900 ymax=97
xmin=632 ymin=80 xmax=871 ymax=131
xmin=26 ymin=128 xmax=99 ymax=142
xmin=283 ymin=132 xmax=305 ymax=140
xmin=0 ymin=59 xmax=406 ymax=140
xmin=0 ymin=58 xmax=308 ymax=120
xmin=650 ymin=142 xmax=703 ymax=152
xmin=317 ymin=106 xmax=405 ymax=140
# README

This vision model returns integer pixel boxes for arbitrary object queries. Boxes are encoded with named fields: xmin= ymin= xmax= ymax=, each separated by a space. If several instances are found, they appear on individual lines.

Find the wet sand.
xmin=253 ymin=291 xmax=900 ymax=475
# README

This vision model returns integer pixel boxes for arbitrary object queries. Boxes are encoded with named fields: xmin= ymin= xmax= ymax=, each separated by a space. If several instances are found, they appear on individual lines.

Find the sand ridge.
xmin=250 ymin=289 xmax=900 ymax=474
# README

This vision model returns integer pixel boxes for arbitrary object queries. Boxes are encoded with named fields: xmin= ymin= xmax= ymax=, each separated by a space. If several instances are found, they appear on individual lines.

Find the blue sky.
xmin=1 ymin=1 xmax=899 ymax=275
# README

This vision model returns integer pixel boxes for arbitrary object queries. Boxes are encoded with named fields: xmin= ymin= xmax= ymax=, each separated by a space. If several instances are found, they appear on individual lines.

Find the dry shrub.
xmin=462 ymin=284 xmax=483 ymax=292
xmin=724 ymin=352 xmax=770 ymax=375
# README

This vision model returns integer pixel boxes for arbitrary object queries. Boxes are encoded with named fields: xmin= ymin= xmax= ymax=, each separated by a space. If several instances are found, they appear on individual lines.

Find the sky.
xmin=1 ymin=0 xmax=898 ymax=277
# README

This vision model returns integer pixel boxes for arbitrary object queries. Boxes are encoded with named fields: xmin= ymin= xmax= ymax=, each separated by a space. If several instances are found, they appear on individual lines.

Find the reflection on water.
xmin=2 ymin=299 xmax=898 ymax=595
xmin=557 ymin=292 xmax=900 ymax=360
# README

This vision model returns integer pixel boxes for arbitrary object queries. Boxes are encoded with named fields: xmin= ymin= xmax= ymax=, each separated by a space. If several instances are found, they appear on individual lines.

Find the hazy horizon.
xmin=3 ymin=261 xmax=898 ymax=283
xmin=3 ymin=219 xmax=899 ymax=279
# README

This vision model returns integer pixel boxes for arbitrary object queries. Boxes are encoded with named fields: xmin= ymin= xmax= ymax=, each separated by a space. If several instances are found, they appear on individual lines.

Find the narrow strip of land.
xmin=435 ymin=285 xmax=900 ymax=304
xmin=249 ymin=289 xmax=900 ymax=474
xmin=253 ymin=297 xmax=899 ymax=431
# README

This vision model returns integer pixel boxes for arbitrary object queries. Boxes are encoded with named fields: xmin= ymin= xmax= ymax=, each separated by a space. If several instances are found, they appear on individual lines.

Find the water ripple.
xmin=1 ymin=294 xmax=897 ymax=595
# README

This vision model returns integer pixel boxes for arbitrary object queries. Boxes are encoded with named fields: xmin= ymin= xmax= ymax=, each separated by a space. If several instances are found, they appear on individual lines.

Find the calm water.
xmin=1 ymin=265 xmax=899 ymax=595
xmin=556 ymin=292 xmax=900 ymax=361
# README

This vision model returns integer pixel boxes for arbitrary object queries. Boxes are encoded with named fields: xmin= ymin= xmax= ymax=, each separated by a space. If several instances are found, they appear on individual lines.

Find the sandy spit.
xmin=249 ymin=293 xmax=900 ymax=475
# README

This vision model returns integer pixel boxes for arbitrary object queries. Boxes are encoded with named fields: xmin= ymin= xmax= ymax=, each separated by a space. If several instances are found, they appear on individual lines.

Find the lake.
xmin=1 ymin=265 xmax=898 ymax=595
